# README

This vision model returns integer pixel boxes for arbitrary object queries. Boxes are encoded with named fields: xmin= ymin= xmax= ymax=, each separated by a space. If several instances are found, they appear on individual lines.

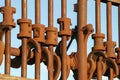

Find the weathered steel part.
xmin=97 ymin=57 xmax=103 ymax=80
xmin=0 ymin=0 xmax=16 ymax=75
xmin=17 ymin=0 xmax=32 ymax=77
xmin=0 ymin=30 xmax=4 ymax=65
xmin=101 ymin=0 xmax=120 ymax=6
xmin=87 ymin=51 xmax=107 ymax=79
xmin=92 ymin=0 xmax=105 ymax=51
xmin=0 ymin=6 xmax=16 ymax=30
xmin=5 ymin=30 xmax=11 ymax=74
xmin=32 ymin=24 xmax=45 ymax=43
xmin=104 ymin=58 xmax=119 ymax=77
xmin=82 ymin=24 xmax=94 ymax=42
xmin=45 ymin=27 xmax=58 ymax=46
xmin=53 ymin=53 xmax=61 ymax=80
xmin=57 ymin=17 xmax=71 ymax=37
xmin=17 ymin=19 xmax=32 ymax=39
xmin=77 ymin=0 xmax=87 ymax=79
xmin=104 ymin=1 xmax=116 ymax=59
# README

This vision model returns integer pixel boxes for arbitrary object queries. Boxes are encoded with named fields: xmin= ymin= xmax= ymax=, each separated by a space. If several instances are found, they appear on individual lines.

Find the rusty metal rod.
xmin=48 ymin=46 xmax=54 ymax=80
xmin=35 ymin=0 xmax=40 ymax=24
xmin=5 ymin=30 xmax=11 ymax=74
xmin=62 ymin=0 xmax=66 ymax=17
xmin=77 ymin=0 xmax=87 ymax=80
xmin=61 ymin=0 xmax=67 ymax=79
xmin=97 ymin=57 xmax=102 ymax=80
xmin=35 ymin=45 xmax=40 ymax=80
xmin=22 ymin=0 xmax=27 ymax=19
xmin=48 ymin=0 xmax=53 ymax=27
xmin=21 ymin=0 xmax=28 ymax=77
xmin=109 ymin=68 xmax=114 ymax=80
xmin=4 ymin=0 xmax=11 ymax=75
xmin=21 ymin=38 xmax=27 ymax=77
xmin=5 ymin=0 xmax=11 ymax=6
xmin=96 ymin=0 xmax=101 ymax=33
xmin=61 ymin=36 xmax=67 ymax=80
xmin=107 ymin=2 xmax=112 ymax=41
xmin=35 ymin=0 xmax=41 ymax=79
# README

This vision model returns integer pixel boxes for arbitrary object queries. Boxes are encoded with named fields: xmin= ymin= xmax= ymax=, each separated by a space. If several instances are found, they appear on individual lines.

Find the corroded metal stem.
xmin=77 ymin=0 xmax=87 ymax=80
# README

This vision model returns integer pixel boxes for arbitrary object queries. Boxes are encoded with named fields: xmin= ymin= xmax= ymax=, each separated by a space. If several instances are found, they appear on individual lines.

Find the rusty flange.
xmin=45 ymin=27 xmax=58 ymax=46
xmin=17 ymin=19 xmax=32 ymax=39
xmin=0 ymin=6 xmax=16 ymax=29
xmin=57 ymin=17 xmax=71 ymax=37
xmin=32 ymin=24 xmax=45 ymax=43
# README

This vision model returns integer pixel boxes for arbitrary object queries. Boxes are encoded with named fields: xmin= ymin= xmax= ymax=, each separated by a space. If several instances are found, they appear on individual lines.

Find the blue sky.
xmin=0 ymin=0 xmax=119 ymax=80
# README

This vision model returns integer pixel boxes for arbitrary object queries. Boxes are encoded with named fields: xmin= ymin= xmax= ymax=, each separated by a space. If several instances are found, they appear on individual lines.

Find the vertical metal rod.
xmin=107 ymin=2 xmax=112 ymax=41
xmin=48 ymin=46 xmax=54 ymax=80
xmin=48 ymin=0 xmax=54 ymax=80
xmin=22 ymin=0 xmax=27 ymax=19
xmin=77 ymin=0 xmax=87 ymax=80
xmin=61 ymin=0 xmax=67 ymax=80
xmin=61 ymin=36 xmax=67 ymax=80
xmin=96 ymin=0 xmax=101 ymax=33
xmin=5 ymin=30 xmax=11 ymax=74
xmin=35 ymin=46 xmax=40 ymax=80
xmin=4 ymin=0 xmax=11 ymax=75
xmin=118 ymin=5 xmax=120 ymax=47
xmin=35 ymin=0 xmax=40 ymax=24
xmin=21 ymin=38 xmax=27 ymax=77
xmin=21 ymin=0 xmax=28 ymax=77
xmin=62 ymin=0 xmax=66 ymax=17
xmin=5 ymin=0 xmax=11 ymax=6
xmin=107 ymin=2 xmax=114 ymax=80
xmin=108 ymin=68 xmax=114 ymax=80
xmin=97 ymin=57 xmax=102 ymax=80
xmin=48 ymin=0 xmax=53 ymax=27
xmin=35 ymin=0 xmax=41 ymax=79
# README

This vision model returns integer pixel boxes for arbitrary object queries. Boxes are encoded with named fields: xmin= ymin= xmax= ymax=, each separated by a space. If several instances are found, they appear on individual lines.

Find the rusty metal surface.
xmin=1 ymin=0 xmax=120 ymax=80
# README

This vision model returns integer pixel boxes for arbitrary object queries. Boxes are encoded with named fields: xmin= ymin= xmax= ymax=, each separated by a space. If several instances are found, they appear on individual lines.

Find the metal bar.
xmin=61 ymin=36 xmax=67 ymax=80
xmin=5 ymin=30 xmax=11 ymax=74
xmin=62 ymin=0 xmax=66 ymax=17
xmin=35 ymin=0 xmax=40 ymax=24
xmin=48 ymin=46 xmax=54 ymax=80
xmin=61 ymin=0 xmax=67 ymax=80
xmin=5 ymin=0 xmax=11 ymax=6
xmin=108 ymin=68 xmax=114 ymax=80
xmin=4 ymin=0 xmax=11 ymax=75
xmin=107 ymin=1 xmax=112 ymax=41
xmin=48 ymin=0 xmax=53 ymax=27
xmin=21 ymin=0 xmax=28 ymax=77
xmin=97 ymin=57 xmax=102 ymax=80
xmin=35 ymin=46 xmax=40 ymax=80
xmin=35 ymin=0 xmax=41 ymax=79
xmin=21 ymin=38 xmax=27 ymax=77
xmin=96 ymin=0 xmax=101 ymax=33
xmin=22 ymin=0 xmax=27 ymax=19
xmin=77 ymin=0 xmax=87 ymax=80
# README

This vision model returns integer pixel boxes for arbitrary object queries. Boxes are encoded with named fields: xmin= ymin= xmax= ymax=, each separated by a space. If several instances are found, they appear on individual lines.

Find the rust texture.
xmin=1 ymin=0 xmax=120 ymax=80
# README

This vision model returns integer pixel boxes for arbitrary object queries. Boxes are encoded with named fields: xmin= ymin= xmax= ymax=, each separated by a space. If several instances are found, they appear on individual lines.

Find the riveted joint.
xmin=92 ymin=33 xmax=105 ymax=51
xmin=0 ymin=6 xmax=16 ymax=29
xmin=32 ymin=24 xmax=45 ymax=43
xmin=17 ymin=19 xmax=32 ymax=39
xmin=104 ymin=41 xmax=116 ymax=58
xmin=57 ymin=17 xmax=71 ymax=37
xmin=45 ymin=27 xmax=58 ymax=46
